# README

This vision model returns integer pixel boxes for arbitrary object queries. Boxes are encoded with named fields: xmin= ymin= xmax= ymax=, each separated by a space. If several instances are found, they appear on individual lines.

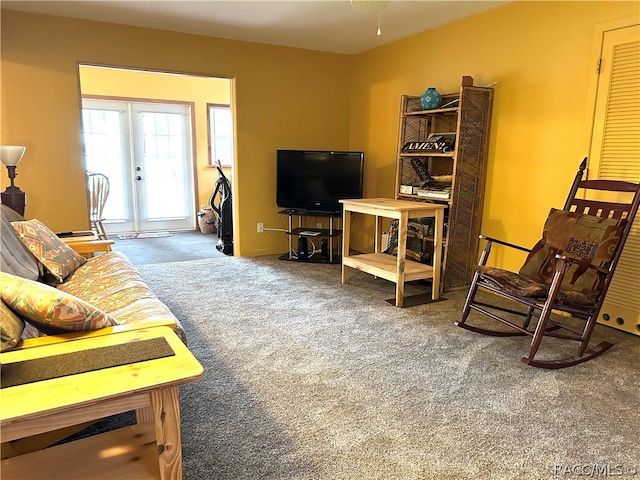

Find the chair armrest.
xmin=15 ymin=319 xmax=178 ymax=351
xmin=68 ymin=239 xmax=114 ymax=255
xmin=479 ymin=234 xmax=531 ymax=253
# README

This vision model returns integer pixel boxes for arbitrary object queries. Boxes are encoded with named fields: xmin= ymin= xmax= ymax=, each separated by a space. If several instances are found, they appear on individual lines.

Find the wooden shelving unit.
xmin=395 ymin=78 xmax=494 ymax=290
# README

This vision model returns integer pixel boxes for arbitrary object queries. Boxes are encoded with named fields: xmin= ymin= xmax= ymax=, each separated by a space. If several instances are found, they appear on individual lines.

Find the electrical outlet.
xmin=257 ymin=222 xmax=264 ymax=233
xmin=316 ymin=222 xmax=322 ymax=228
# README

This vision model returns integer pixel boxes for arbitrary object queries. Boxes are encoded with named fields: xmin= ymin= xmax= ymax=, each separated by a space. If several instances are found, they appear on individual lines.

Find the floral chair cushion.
xmin=0 ymin=271 xmax=117 ymax=335
xmin=518 ymin=208 xmax=623 ymax=305
xmin=11 ymin=219 xmax=87 ymax=283
xmin=477 ymin=266 xmax=549 ymax=298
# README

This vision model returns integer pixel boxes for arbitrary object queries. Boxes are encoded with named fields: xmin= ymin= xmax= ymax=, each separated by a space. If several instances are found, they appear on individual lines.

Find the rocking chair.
xmin=455 ymin=159 xmax=640 ymax=368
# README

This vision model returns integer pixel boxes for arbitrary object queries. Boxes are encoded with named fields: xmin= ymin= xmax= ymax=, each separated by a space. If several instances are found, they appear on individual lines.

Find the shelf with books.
xmin=394 ymin=77 xmax=494 ymax=290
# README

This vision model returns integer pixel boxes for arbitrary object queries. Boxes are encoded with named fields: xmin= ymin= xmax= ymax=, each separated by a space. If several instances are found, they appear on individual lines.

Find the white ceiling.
xmin=1 ymin=1 xmax=507 ymax=55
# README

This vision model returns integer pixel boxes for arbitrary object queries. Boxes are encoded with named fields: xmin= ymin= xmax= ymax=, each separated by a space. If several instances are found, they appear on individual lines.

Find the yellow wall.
xmin=78 ymin=65 xmax=231 ymax=213
xmin=0 ymin=10 xmax=352 ymax=256
xmin=349 ymin=1 xmax=639 ymax=270
xmin=2 ymin=2 xmax=638 ymax=268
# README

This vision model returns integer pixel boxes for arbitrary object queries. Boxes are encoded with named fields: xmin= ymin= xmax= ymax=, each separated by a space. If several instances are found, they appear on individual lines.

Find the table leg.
xmin=329 ymin=215 xmax=334 ymax=262
xmin=287 ymin=214 xmax=293 ymax=260
xmin=151 ymin=386 xmax=183 ymax=480
xmin=374 ymin=215 xmax=383 ymax=253
xmin=432 ymin=208 xmax=443 ymax=300
xmin=395 ymin=212 xmax=408 ymax=307
xmin=341 ymin=209 xmax=352 ymax=284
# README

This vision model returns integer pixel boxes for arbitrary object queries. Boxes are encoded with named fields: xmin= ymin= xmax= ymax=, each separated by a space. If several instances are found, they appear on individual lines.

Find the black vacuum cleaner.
xmin=210 ymin=160 xmax=233 ymax=255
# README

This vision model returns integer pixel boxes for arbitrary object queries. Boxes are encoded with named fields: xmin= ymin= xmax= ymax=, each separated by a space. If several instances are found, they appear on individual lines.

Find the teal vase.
xmin=420 ymin=87 xmax=441 ymax=110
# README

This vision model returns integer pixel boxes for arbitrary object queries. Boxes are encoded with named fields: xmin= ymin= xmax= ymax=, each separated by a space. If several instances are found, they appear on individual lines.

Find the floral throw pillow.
xmin=11 ymin=219 xmax=87 ymax=283
xmin=0 ymin=271 xmax=117 ymax=335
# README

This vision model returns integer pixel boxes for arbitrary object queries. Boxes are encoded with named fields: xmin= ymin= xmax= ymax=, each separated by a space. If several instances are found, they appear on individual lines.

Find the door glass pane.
xmin=140 ymin=111 xmax=188 ymax=220
xmin=82 ymin=109 xmax=128 ymax=221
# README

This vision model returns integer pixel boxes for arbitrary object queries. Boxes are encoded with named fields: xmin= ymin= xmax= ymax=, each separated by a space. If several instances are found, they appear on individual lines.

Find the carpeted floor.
xmin=111 ymin=230 xmax=226 ymax=264
xmin=124 ymin=255 xmax=640 ymax=480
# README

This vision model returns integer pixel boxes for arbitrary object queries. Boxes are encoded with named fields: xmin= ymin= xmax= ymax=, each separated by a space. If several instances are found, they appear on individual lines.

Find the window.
xmin=208 ymin=104 xmax=233 ymax=167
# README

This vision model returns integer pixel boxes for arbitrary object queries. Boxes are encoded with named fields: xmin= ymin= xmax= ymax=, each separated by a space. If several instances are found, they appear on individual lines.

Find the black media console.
xmin=279 ymin=209 xmax=342 ymax=264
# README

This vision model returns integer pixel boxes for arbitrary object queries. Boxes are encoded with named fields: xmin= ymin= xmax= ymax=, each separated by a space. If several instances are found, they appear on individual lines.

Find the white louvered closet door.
xmin=589 ymin=24 xmax=640 ymax=336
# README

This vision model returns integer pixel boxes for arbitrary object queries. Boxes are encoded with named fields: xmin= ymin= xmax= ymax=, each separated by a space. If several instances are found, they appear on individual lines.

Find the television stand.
xmin=279 ymin=209 xmax=342 ymax=264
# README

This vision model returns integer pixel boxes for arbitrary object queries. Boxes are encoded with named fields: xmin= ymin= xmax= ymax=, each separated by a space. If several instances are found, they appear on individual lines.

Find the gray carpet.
xmin=132 ymin=255 xmax=639 ymax=480
xmin=111 ymin=230 xmax=225 ymax=265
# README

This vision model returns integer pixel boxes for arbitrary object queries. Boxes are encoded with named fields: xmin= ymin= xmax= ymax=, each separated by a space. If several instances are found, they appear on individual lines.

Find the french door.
xmin=82 ymin=99 xmax=195 ymax=233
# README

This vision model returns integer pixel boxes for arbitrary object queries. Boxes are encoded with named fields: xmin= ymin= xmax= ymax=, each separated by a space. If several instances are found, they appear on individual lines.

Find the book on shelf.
xmin=400 ymin=184 xmax=417 ymax=194
xmin=415 ymin=189 xmax=451 ymax=200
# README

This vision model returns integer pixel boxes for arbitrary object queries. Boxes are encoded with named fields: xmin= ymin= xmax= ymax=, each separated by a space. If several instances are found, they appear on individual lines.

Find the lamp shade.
xmin=0 ymin=146 xmax=26 ymax=167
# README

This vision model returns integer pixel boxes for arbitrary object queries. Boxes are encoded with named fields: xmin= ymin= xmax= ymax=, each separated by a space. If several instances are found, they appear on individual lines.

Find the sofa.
xmin=0 ymin=204 xmax=185 ymax=351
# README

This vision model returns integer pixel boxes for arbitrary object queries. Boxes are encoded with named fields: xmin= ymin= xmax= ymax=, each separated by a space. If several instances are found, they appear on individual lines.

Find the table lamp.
xmin=0 ymin=145 xmax=27 ymax=216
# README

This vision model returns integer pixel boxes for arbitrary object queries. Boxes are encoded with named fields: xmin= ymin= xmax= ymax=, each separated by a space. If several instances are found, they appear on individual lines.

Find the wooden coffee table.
xmin=0 ymin=325 xmax=203 ymax=479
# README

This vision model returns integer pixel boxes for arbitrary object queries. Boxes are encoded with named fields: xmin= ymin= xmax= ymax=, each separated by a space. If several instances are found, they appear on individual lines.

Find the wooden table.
xmin=60 ymin=231 xmax=114 ymax=256
xmin=0 ymin=326 xmax=203 ymax=479
xmin=340 ymin=198 xmax=446 ymax=307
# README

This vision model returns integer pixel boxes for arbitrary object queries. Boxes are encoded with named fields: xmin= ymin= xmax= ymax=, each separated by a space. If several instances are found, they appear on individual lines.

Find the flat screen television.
xmin=276 ymin=150 xmax=364 ymax=213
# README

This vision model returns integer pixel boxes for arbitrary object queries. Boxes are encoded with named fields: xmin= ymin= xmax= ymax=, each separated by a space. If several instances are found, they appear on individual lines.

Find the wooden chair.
xmin=86 ymin=172 xmax=110 ymax=240
xmin=455 ymin=159 xmax=640 ymax=368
